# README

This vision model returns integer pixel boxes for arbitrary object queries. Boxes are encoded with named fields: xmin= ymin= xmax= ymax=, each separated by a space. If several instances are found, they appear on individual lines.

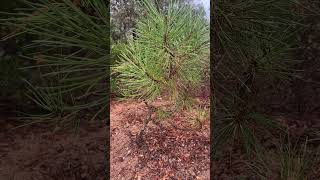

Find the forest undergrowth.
xmin=212 ymin=0 xmax=320 ymax=179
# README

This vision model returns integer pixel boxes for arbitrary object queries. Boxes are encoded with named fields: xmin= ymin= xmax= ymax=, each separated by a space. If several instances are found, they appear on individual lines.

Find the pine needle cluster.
xmin=113 ymin=0 xmax=209 ymax=104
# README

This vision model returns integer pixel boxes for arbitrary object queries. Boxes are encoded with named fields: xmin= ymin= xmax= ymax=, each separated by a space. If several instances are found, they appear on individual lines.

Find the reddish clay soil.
xmin=0 ymin=117 xmax=107 ymax=180
xmin=110 ymin=99 xmax=210 ymax=179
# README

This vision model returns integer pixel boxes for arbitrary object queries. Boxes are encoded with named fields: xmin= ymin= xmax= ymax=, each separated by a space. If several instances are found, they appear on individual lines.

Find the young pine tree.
xmin=113 ymin=0 xmax=209 ymax=140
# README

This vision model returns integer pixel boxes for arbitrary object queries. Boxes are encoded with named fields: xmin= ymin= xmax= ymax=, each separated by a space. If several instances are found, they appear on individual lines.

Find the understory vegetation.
xmin=112 ymin=0 xmax=209 ymax=141
xmin=1 ymin=0 xmax=320 ymax=178
xmin=212 ymin=0 xmax=320 ymax=178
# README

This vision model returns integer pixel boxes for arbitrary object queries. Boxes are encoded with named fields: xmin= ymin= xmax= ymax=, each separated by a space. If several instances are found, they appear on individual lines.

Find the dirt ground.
xmin=0 ymin=116 xmax=107 ymax=180
xmin=110 ymin=99 xmax=210 ymax=179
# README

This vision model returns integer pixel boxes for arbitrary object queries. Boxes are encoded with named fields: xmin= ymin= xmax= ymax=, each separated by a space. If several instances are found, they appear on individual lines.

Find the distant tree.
xmin=111 ymin=0 xmax=141 ymax=42
xmin=110 ymin=0 xmax=194 ymax=42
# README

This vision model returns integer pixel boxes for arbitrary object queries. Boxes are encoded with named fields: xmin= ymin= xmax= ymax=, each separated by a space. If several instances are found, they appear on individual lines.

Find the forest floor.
xmin=110 ymin=99 xmax=210 ymax=179
xmin=0 ymin=116 xmax=107 ymax=180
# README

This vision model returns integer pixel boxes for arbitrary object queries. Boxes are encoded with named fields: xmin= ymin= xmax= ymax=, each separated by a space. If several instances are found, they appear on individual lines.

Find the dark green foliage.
xmin=212 ymin=0 xmax=310 ymax=150
xmin=1 ymin=0 xmax=110 ymax=129
xmin=211 ymin=0 xmax=320 ymax=178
